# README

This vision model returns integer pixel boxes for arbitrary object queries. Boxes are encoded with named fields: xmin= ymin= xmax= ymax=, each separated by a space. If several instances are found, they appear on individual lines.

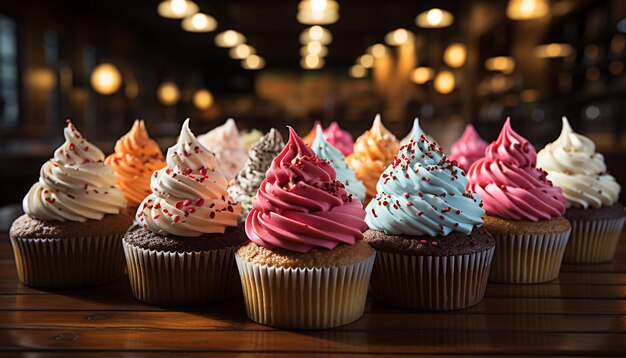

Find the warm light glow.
xmin=310 ymin=0 xmax=328 ymax=12
xmin=26 ymin=68 xmax=56 ymax=90
xmin=533 ymin=43 xmax=574 ymax=58
xmin=301 ymin=55 xmax=324 ymax=69
xmin=300 ymin=43 xmax=328 ymax=57
xmin=385 ymin=28 xmax=413 ymax=46
xmin=157 ymin=0 xmax=198 ymax=19
xmin=358 ymin=54 xmax=375 ymax=68
xmin=300 ymin=26 xmax=332 ymax=44
xmin=415 ymin=8 xmax=454 ymax=28
xmin=229 ymin=44 xmax=255 ymax=59
xmin=485 ymin=56 xmax=516 ymax=73
xmin=297 ymin=0 xmax=339 ymax=25
xmin=520 ymin=89 xmax=539 ymax=102
xmin=181 ymin=13 xmax=217 ymax=32
xmin=410 ymin=67 xmax=435 ymax=84
xmin=349 ymin=64 xmax=367 ymax=78
xmin=367 ymin=43 xmax=387 ymax=58
xmin=586 ymin=67 xmax=601 ymax=81
xmin=434 ymin=70 xmax=455 ymax=94
xmin=506 ymin=0 xmax=549 ymax=20
xmin=242 ymin=55 xmax=265 ymax=70
xmin=192 ymin=89 xmax=214 ymax=110
xmin=443 ymin=43 xmax=467 ymax=68
xmin=215 ymin=30 xmax=246 ymax=48
xmin=610 ymin=61 xmax=624 ymax=75
xmin=90 ymin=63 xmax=122 ymax=95
xmin=156 ymin=82 xmax=181 ymax=106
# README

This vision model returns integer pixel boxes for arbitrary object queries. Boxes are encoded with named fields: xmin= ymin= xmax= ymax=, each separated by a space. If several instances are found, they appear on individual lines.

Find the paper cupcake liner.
xmin=369 ymin=248 xmax=494 ymax=311
xmin=123 ymin=242 xmax=240 ymax=306
xmin=563 ymin=217 xmax=626 ymax=263
xmin=235 ymin=252 xmax=375 ymax=329
xmin=489 ymin=229 xmax=571 ymax=284
xmin=9 ymin=234 xmax=126 ymax=289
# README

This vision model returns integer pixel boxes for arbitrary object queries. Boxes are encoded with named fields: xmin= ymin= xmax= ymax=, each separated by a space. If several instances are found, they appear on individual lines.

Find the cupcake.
xmin=537 ymin=117 xmax=624 ymax=263
xmin=400 ymin=117 xmax=438 ymax=147
xmin=124 ymin=119 xmax=245 ymax=305
xmin=240 ymin=128 xmax=264 ymax=151
xmin=197 ymin=118 xmax=247 ymax=179
xmin=449 ymin=123 xmax=488 ymax=171
xmin=105 ymin=120 xmax=166 ymax=207
xmin=312 ymin=125 xmax=366 ymax=202
xmin=346 ymin=114 xmax=399 ymax=203
xmin=228 ymin=128 xmax=284 ymax=220
xmin=467 ymin=118 xmax=571 ymax=283
xmin=10 ymin=120 xmax=130 ymax=288
xmin=323 ymin=122 xmax=354 ymax=156
xmin=364 ymin=119 xmax=494 ymax=311
xmin=302 ymin=119 xmax=321 ymax=146
xmin=236 ymin=128 xmax=375 ymax=329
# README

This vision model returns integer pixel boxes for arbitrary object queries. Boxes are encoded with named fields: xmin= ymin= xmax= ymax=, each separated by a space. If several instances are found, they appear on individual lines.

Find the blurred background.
xmin=0 ymin=0 xmax=625 ymax=205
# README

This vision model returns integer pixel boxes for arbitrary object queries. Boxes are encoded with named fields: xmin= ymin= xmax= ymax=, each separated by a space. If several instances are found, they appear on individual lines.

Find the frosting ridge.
xmin=197 ymin=118 xmax=247 ymax=179
xmin=449 ymin=124 xmax=488 ymax=171
xmin=323 ymin=122 xmax=354 ymax=156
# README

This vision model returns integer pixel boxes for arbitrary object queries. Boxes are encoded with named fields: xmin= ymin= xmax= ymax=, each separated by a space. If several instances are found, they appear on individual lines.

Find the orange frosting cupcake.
xmin=346 ymin=114 xmax=399 ymax=198
xmin=105 ymin=120 xmax=166 ymax=207
xmin=302 ymin=120 xmax=321 ymax=146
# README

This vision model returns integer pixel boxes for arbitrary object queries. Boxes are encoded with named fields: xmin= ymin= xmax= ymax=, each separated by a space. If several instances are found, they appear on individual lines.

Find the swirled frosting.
xmin=302 ymin=120 xmax=321 ymax=146
xmin=346 ymin=114 xmax=400 ymax=198
xmin=23 ymin=120 xmax=127 ymax=222
xmin=245 ymin=127 xmax=367 ymax=253
xmin=449 ymin=124 xmax=488 ymax=171
xmin=323 ymin=122 xmax=354 ymax=156
xmin=537 ymin=117 xmax=620 ymax=209
xmin=467 ymin=118 xmax=566 ymax=221
xmin=105 ymin=120 xmax=166 ymax=207
xmin=228 ymin=128 xmax=285 ymax=218
xmin=366 ymin=119 xmax=484 ymax=236
xmin=240 ymin=129 xmax=264 ymax=151
xmin=197 ymin=118 xmax=247 ymax=180
xmin=136 ymin=119 xmax=242 ymax=237
xmin=312 ymin=125 xmax=366 ymax=202
xmin=400 ymin=118 xmax=438 ymax=147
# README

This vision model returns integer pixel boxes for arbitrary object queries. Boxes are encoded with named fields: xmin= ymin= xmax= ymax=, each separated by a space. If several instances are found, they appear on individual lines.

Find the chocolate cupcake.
xmin=236 ymin=128 xmax=374 ymax=329
xmin=365 ymin=119 xmax=494 ymax=311
xmin=467 ymin=118 xmax=571 ymax=283
xmin=10 ymin=120 xmax=131 ymax=288
xmin=123 ymin=119 xmax=244 ymax=306
xmin=537 ymin=117 xmax=624 ymax=263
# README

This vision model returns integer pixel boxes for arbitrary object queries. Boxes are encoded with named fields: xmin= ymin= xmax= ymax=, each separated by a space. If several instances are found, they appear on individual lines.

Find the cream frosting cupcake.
xmin=197 ymin=118 xmax=248 ymax=180
xmin=10 ymin=120 xmax=131 ymax=288
xmin=537 ymin=117 xmax=624 ymax=263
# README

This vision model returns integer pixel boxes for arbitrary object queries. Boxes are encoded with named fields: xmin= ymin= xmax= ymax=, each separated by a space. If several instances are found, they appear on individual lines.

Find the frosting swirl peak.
xmin=136 ymin=119 xmax=242 ymax=237
xmin=449 ymin=124 xmax=488 ymax=171
xmin=537 ymin=117 xmax=620 ymax=208
xmin=246 ymin=127 xmax=367 ymax=253
xmin=197 ymin=119 xmax=247 ymax=180
xmin=23 ymin=120 xmax=127 ymax=222
xmin=467 ymin=118 xmax=566 ymax=221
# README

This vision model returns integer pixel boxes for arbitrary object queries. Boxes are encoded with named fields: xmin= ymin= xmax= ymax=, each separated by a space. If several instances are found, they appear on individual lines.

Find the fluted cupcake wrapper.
xmin=489 ymin=229 xmax=571 ymax=284
xmin=10 ymin=234 xmax=126 ymax=289
xmin=369 ymin=248 xmax=494 ymax=311
xmin=563 ymin=217 xmax=625 ymax=263
xmin=123 ymin=242 xmax=240 ymax=306
xmin=235 ymin=252 xmax=375 ymax=330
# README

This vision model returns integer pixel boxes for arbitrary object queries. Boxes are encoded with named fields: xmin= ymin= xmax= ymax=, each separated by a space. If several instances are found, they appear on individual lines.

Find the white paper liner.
xmin=563 ymin=217 xmax=626 ymax=263
xmin=489 ymin=229 xmax=571 ymax=284
xmin=369 ymin=248 xmax=494 ymax=311
xmin=123 ymin=241 xmax=240 ymax=306
xmin=9 ymin=234 xmax=125 ymax=288
xmin=235 ymin=252 xmax=375 ymax=329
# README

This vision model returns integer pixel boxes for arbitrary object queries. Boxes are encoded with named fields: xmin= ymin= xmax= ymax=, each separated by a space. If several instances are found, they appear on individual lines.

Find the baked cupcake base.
xmin=484 ymin=215 xmax=571 ymax=283
xmin=563 ymin=203 xmax=626 ymax=263
xmin=364 ymin=227 xmax=495 ymax=311
xmin=235 ymin=241 xmax=375 ymax=330
xmin=9 ymin=213 xmax=133 ymax=289
xmin=123 ymin=225 xmax=248 ymax=306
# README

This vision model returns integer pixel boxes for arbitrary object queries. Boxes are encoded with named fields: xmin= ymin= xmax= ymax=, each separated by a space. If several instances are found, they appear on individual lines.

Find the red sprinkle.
xmin=371 ymin=208 xmax=377 ymax=218
xmin=431 ymin=241 xmax=439 ymax=247
xmin=153 ymin=215 xmax=160 ymax=220
xmin=419 ymin=239 xmax=429 ymax=245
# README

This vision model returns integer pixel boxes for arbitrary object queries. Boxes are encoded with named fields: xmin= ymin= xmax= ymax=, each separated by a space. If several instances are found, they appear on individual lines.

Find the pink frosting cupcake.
xmin=467 ymin=118 xmax=571 ymax=283
xmin=323 ymin=122 xmax=354 ymax=156
xmin=449 ymin=124 xmax=488 ymax=171
xmin=236 ymin=127 xmax=375 ymax=329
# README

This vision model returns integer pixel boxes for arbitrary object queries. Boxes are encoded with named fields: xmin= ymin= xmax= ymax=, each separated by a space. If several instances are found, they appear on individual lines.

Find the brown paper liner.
xmin=9 ymin=234 xmax=126 ymax=288
xmin=563 ymin=217 xmax=625 ymax=263
xmin=235 ymin=252 xmax=375 ymax=329
xmin=369 ymin=248 xmax=494 ymax=311
xmin=123 ymin=241 xmax=240 ymax=306
xmin=489 ymin=229 xmax=571 ymax=283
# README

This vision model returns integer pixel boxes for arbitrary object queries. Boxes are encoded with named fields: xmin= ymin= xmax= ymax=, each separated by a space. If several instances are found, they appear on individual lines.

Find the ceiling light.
xmin=301 ymin=55 xmax=324 ymax=69
xmin=90 ymin=63 xmax=122 ymax=95
xmin=485 ymin=56 xmax=516 ymax=73
xmin=181 ymin=13 xmax=217 ymax=32
xmin=349 ymin=64 xmax=367 ymax=78
xmin=193 ymin=89 xmax=214 ymax=110
xmin=297 ymin=0 xmax=339 ymax=25
xmin=215 ymin=30 xmax=246 ymax=48
xmin=410 ymin=67 xmax=435 ymax=84
xmin=300 ymin=44 xmax=328 ymax=57
xmin=367 ymin=43 xmax=387 ymax=58
xmin=434 ymin=70 xmax=455 ymax=94
xmin=415 ymin=8 xmax=454 ymax=28
xmin=533 ymin=43 xmax=575 ymax=58
xmin=242 ymin=55 xmax=265 ymax=70
xmin=358 ymin=54 xmax=375 ymax=68
xmin=385 ymin=28 xmax=413 ymax=46
xmin=157 ymin=82 xmax=181 ymax=106
xmin=157 ymin=0 xmax=198 ymax=19
xmin=443 ymin=43 xmax=467 ymax=68
xmin=230 ymin=44 xmax=256 ymax=59
xmin=506 ymin=0 xmax=549 ymax=20
xmin=300 ymin=26 xmax=332 ymax=44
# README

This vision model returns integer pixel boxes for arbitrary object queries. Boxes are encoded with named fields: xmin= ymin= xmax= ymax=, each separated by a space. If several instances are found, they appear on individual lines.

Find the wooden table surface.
xmin=1 ymin=205 xmax=626 ymax=356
